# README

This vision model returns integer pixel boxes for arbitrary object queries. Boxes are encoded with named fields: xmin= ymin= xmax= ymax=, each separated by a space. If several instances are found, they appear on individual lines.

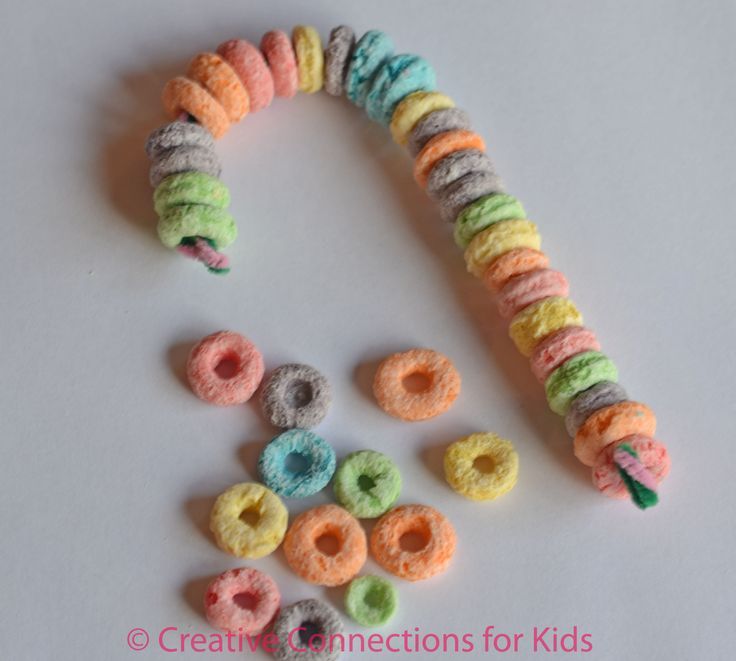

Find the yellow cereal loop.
xmin=464 ymin=219 xmax=541 ymax=278
xmin=390 ymin=91 xmax=455 ymax=145
xmin=508 ymin=296 xmax=583 ymax=357
xmin=293 ymin=25 xmax=324 ymax=93
xmin=444 ymin=433 xmax=519 ymax=501
xmin=209 ymin=482 xmax=288 ymax=559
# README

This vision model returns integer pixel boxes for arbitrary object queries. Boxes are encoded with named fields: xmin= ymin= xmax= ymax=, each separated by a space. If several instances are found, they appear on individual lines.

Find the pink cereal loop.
xmin=260 ymin=30 xmax=298 ymax=98
xmin=186 ymin=330 xmax=264 ymax=406
xmin=217 ymin=39 xmax=275 ymax=112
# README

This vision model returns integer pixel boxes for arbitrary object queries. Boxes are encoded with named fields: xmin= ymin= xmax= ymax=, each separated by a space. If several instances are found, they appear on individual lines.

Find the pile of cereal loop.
xmin=149 ymin=26 xmax=670 ymax=521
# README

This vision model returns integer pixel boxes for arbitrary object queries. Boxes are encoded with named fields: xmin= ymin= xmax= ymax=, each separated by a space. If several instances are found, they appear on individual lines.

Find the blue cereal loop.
xmin=345 ymin=30 xmax=394 ymax=106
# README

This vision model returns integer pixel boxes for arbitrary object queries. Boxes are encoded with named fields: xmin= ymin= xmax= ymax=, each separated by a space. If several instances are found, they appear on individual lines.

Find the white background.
xmin=1 ymin=1 xmax=735 ymax=659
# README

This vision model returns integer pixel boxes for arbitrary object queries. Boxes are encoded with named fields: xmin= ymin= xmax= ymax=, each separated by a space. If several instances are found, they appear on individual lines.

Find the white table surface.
xmin=1 ymin=1 xmax=734 ymax=659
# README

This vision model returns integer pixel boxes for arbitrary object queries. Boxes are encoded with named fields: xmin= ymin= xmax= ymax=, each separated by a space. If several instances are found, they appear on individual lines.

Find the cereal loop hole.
xmin=358 ymin=474 xmax=376 ymax=492
xmin=233 ymin=591 xmax=258 ymax=610
xmin=214 ymin=353 xmax=240 ymax=379
xmin=285 ymin=379 xmax=313 ymax=408
xmin=284 ymin=451 xmax=310 ymax=474
xmin=399 ymin=529 xmax=429 ymax=552
xmin=402 ymin=371 xmax=432 ymax=393
xmin=299 ymin=622 xmax=322 ymax=645
xmin=473 ymin=455 xmax=496 ymax=474
xmin=239 ymin=507 xmax=261 ymax=527
xmin=316 ymin=532 xmax=341 ymax=556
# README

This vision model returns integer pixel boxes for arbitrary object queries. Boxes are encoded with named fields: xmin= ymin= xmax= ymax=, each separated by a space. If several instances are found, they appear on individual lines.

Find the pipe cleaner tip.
xmin=613 ymin=443 xmax=659 ymax=510
xmin=177 ymin=237 xmax=230 ymax=275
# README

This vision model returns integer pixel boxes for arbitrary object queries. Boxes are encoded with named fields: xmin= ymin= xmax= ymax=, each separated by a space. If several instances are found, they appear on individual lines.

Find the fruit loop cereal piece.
xmin=407 ymin=107 xmax=472 ymax=156
xmin=454 ymin=193 xmax=526 ymax=248
xmin=372 ymin=348 xmax=461 ymax=421
xmin=370 ymin=504 xmax=456 ymax=581
xmin=413 ymin=130 xmax=486 ymax=188
xmin=345 ymin=30 xmax=394 ymax=106
xmin=293 ymin=25 xmax=324 ymax=94
xmin=145 ymin=121 xmax=215 ymax=159
xmin=530 ymin=326 xmax=600 ymax=384
xmin=204 ymin=567 xmax=280 ymax=634
xmin=186 ymin=52 xmax=250 ymax=122
xmin=186 ymin=330 xmax=264 ymax=405
xmin=508 ymin=295 xmax=582 ymax=357
xmin=283 ymin=504 xmax=367 ymax=586
xmin=345 ymin=575 xmax=398 ymax=627
xmin=148 ymin=144 xmax=222 ymax=188
xmin=593 ymin=434 xmax=670 ymax=500
xmin=497 ymin=268 xmax=569 ymax=319
xmin=258 ymin=429 xmax=336 ymax=499
xmin=162 ymin=77 xmax=230 ymax=139
xmin=365 ymin=54 xmax=436 ymax=125
xmin=323 ymin=25 xmax=355 ymax=96
xmin=216 ymin=39 xmax=274 ymax=112
xmin=333 ymin=450 xmax=402 ymax=518
xmin=260 ymin=30 xmax=299 ymax=99
xmin=482 ymin=247 xmax=550 ymax=292
xmin=438 ymin=171 xmax=506 ymax=223
xmin=261 ymin=363 xmax=332 ymax=429
xmin=426 ymin=149 xmax=494 ymax=198
xmin=153 ymin=171 xmax=230 ymax=216
xmin=443 ymin=433 xmax=519 ymax=501
xmin=544 ymin=351 xmax=618 ymax=416
xmin=273 ymin=599 xmax=344 ymax=661
xmin=157 ymin=205 xmax=236 ymax=252
xmin=564 ymin=381 xmax=628 ymax=436
xmin=390 ymin=90 xmax=455 ymax=146
xmin=574 ymin=401 xmax=656 ymax=467
xmin=465 ymin=219 xmax=541 ymax=278
xmin=210 ymin=482 xmax=288 ymax=559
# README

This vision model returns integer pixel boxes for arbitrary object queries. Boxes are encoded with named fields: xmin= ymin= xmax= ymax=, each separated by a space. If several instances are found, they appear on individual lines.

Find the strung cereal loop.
xmin=186 ymin=52 xmax=250 ymax=122
xmin=145 ymin=24 xmax=670 ymax=505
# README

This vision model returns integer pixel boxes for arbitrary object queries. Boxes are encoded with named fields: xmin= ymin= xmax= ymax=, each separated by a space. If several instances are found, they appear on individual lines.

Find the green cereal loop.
xmin=454 ymin=193 xmax=526 ymax=249
xmin=544 ymin=351 xmax=619 ymax=416
xmin=345 ymin=575 xmax=398 ymax=627
xmin=153 ymin=171 xmax=230 ymax=217
xmin=157 ymin=204 xmax=237 ymax=249
xmin=333 ymin=450 xmax=401 ymax=518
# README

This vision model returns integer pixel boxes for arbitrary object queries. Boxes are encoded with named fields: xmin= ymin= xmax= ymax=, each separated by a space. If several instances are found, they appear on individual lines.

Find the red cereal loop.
xmin=186 ymin=330 xmax=264 ymax=405
xmin=204 ymin=567 xmax=280 ymax=634
xmin=260 ymin=30 xmax=299 ymax=99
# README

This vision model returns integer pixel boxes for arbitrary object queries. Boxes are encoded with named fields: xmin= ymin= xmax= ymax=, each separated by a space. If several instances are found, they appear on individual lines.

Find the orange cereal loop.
xmin=373 ymin=348 xmax=461 ymax=421
xmin=482 ymin=248 xmax=550 ymax=293
xmin=413 ymin=130 xmax=486 ymax=188
xmin=370 ymin=504 xmax=456 ymax=581
xmin=574 ymin=401 xmax=657 ymax=467
xmin=187 ymin=52 xmax=250 ymax=122
xmin=162 ymin=77 xmax=230 ymax=139
xmin=283 ymin=504 xmax=367 ymax=587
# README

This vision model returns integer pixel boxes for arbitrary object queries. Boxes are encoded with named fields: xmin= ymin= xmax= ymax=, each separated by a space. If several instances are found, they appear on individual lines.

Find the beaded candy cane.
xmin=144 ymin=25 xmax=671 ymax=508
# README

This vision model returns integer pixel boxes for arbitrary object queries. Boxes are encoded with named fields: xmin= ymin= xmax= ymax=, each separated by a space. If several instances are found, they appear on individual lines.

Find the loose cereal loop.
xmin=204 ymin=567 xmax=280 ymax=634
xmin=216 ymin=39 xmax=274 ymax=112
xmin=372 ymin=348 xmax=461 ymax=421
xmin=345 ymin=575 xmax=398 ymax=627
xmin=186 ymin=330 xmax=264 ymax=405
xmin=187 ymin=52 xmax=250 ymax=122
xmin=209 ymin=482 xmax=288 ymax=559
xmin=333 ymin=450 xmax=402 ymax=518
xmin=283 ymin=504 xmax=367 ymax=586
xmin=162 ymin=76 xmax=231 ymax=139
xmin=482 ymin=247 xmax=550 ymax=292
xmin=273 ymin=599 xmax=344 ymax=661
xmin=413 ymin=130 xmax=486 ymax=188
xmin=370 ymin=504 xmax=456 ymax=581
xmin=592 ymin=434 xmax=670 ymax=499
xmin=573 ymin=401 xmax=657 ymax=467
xmin=444 ymin=433 xmax=519 ymax=501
